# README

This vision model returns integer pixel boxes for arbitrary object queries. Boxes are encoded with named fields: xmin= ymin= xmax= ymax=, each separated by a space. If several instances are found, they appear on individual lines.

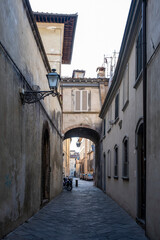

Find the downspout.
xmin=142 ymin=0 xmax=147 ymax=224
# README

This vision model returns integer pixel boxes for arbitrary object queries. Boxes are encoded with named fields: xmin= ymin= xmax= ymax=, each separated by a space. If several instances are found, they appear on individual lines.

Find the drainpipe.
xmin=142 ymin=0 xmax=147 ymax=224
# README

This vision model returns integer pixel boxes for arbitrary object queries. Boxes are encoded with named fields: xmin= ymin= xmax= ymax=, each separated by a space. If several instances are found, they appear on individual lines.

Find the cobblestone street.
xmin=3 ymin=180 xmax=148 ymax=240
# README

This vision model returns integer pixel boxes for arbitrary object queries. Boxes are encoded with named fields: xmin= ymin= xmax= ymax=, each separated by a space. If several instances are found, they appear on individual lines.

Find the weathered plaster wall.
xmin=146 ymin=48 xmax=160 ymax=240
xmin=101 ymin=38 xmax=143 ymax=219
xmin=146 ymin=1 xmax=160 ymax=239
xmin=0 ymin=0 xmax=62 ymax=237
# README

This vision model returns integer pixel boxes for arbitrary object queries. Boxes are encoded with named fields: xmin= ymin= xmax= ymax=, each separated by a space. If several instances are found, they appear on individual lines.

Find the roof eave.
xmin=33 ymin=12 xmax=78 ymax=65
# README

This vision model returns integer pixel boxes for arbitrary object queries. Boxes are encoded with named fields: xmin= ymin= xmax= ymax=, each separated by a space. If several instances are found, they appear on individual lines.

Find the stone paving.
xmin=2 ymin=179 xmax=148 ymax=240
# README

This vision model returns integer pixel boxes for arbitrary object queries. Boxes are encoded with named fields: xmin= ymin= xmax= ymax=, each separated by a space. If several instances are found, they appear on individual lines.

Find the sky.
xmin=30 ymin=0 xmax=132 ymax=78
xmin=29 ymin=0 xmax=132 ymax=151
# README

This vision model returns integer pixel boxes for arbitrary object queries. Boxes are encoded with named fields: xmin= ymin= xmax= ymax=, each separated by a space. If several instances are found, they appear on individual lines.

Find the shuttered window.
xmin=75 ymin=91 xmax=80 ymax=111
xmin=75 ymin=90 xmax=89 ymax=111
xmin=123 ymin=64 xmax=129 ymax=108
xmin=82 ymin=90 xmax=88 ymax=111
xmin=136 ymin=28 xmax=142 ymax=78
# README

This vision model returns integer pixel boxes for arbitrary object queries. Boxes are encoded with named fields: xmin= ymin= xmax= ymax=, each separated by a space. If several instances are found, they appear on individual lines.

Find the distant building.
xmin=79 ymin=138 xmax=95 ymax=177
xmin=63 ymin=139 xmax=71 ymax=177
xmin=70 ymin=150 xmax=79 ymax=177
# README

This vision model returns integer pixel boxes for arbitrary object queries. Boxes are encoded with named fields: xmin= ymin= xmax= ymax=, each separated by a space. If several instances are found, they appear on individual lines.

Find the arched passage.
xmin=64 ymin=127 xmax=100 ymax=144
xmin=64 ymin=127 xmax=101 ymax=188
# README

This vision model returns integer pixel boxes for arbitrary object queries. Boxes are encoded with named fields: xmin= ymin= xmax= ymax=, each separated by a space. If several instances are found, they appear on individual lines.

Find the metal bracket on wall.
xmin=19 ymin=88 xmax=58 ymax=104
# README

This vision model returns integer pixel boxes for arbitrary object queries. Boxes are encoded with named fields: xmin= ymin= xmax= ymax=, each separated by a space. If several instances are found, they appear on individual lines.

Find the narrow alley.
xmin=3 ymin=180 xmax=147 ymax=240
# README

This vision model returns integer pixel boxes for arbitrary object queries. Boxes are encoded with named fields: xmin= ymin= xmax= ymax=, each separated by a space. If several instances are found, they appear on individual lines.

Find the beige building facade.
xmin=100 ymin=0 xmax=160 ymax=239
xmin=79 ymin=138 xmax=95 ymax=177
xmin=63 ymin=138 xmax=71 ymax=177
xmin=69 ymin=150 xmax=79 ymax=177
xmin=34 ymin=12 xmax=78 ymax=74
xmin=61 ymin=69 xmax=108 ymax=186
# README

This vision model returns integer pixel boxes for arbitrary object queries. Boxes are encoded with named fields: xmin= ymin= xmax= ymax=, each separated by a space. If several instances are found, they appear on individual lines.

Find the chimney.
xmin=72 ymin=70 xmax=85 ymax=78
xmin=96 ymin=67 xmax=105 ymax=78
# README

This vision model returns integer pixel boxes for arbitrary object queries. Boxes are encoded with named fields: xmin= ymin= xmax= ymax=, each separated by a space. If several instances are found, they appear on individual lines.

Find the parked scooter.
xmin=63 ymin=177 xmax=72 ymax=191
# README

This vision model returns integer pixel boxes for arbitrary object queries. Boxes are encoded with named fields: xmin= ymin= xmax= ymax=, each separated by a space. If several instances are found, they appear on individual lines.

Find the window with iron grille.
xmin=114 ymin=145 xmax=118 ymax=178
xmin=75 ymin=90 xmax=89 ymax=111
xmin=122 ymin=137 xmax=129 ymax=179
xmin=136 ymin=28 xmax=142 ymax=79
xmin=115 ymin=93 xmax=119 ymax=120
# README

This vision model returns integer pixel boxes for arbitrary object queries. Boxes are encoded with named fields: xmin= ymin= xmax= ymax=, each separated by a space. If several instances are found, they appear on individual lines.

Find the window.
xmin=136 ymin=28 xmax=142 ymax=79
xmin=107 ymin=150 xmax=111 ymax=178
xmin=107 ymin=105 xmax=112 ymax=131
xmin=122 ymin=137 xmax=129 ymax=179
xmin=114 ymin=145 xmax=118 ymax=178
xmin=122 ymin=64 xmax=129 ymax=110
xmin=115 ymin=93 xmax=119 ymax=120
xmin=74 ymin=90 xmax=89 ymax=111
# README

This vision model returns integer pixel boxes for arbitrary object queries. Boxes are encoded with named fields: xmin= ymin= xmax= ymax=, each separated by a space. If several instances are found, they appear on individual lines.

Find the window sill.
xmin=122 ymin=176 xmax=129 ymax=181
xmin=114 ymin=176 xmax=118 ymax=180
xmin=133 ymin=70 xmax=142 ymax=89
xmin=122 ymin=100 xmax=129 ymax=112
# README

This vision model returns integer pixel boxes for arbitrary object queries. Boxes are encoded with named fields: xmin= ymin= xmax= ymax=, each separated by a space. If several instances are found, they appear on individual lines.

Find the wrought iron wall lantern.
xmin=20 ymin=69 xmax=60 ymax=104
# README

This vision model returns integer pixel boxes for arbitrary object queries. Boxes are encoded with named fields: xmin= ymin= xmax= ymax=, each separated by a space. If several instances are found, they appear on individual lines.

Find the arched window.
xmin=114 ymin=145 xmax=118 ymax=178
xmin=122 ymin=136 xmax=129 ymax=179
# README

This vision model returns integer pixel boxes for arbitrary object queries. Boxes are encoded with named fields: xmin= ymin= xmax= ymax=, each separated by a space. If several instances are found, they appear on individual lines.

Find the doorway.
xmin=137 ymin=122 xmax=146 ymax=222
xmin=41 ymin=126 xmax=50 ymax=206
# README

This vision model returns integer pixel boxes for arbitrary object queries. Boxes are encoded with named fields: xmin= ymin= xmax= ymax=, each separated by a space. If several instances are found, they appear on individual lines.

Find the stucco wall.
xmin=101 ymin=36 xmax=143 ymax=218
xmin=146 ymin=1 xmax=160 ymax=239
xmin=62 ymin=86 xmax=102 ymax=134
xmin=146 ymin=48 xmax=160 ymax=240
xmin=0 ymin=0 xmax=62 ymax=237
xmin=37 ymin=22 xmax=64 ymax=74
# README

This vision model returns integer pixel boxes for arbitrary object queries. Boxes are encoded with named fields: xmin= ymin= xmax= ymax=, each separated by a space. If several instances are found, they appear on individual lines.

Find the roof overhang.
xmin=34 ymin=12 xmax=78 ymax=64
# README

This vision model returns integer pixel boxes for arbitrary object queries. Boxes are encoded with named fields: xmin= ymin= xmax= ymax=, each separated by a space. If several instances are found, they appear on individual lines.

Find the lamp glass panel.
xmin=48 ymin=75 xmax=58 ymax=89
